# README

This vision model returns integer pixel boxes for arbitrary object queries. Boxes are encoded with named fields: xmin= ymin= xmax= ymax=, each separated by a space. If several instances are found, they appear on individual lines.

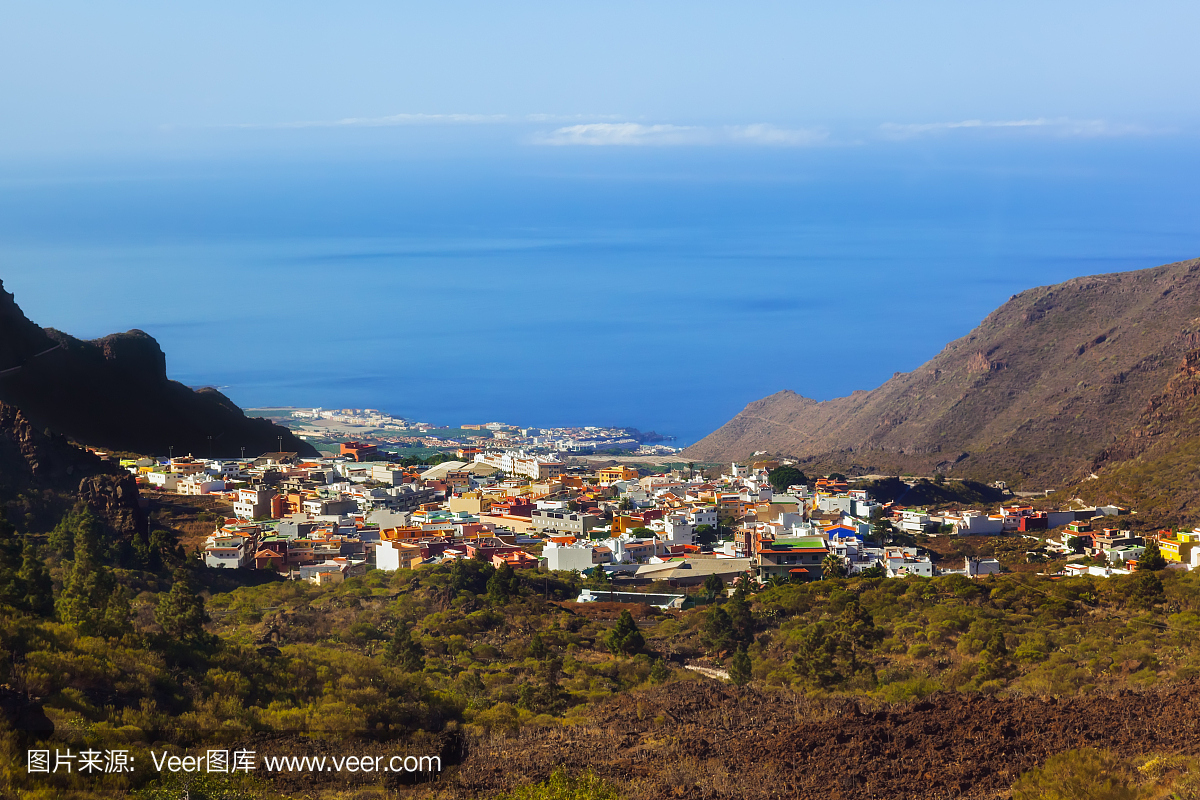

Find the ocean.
xmin=1 ymin=137 xmax=1198 ymax=446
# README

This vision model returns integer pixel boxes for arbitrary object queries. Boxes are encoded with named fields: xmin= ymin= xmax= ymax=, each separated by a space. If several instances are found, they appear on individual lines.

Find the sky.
xmin=1 ymin=1 xmax=1197 ymax=159
xmin=1 ymin=2 xmax=1199 ymax=444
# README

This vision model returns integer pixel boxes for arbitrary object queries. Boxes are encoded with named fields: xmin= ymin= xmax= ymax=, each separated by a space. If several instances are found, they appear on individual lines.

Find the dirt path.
xmin=685 ymin=664 xmax=730 ymax=680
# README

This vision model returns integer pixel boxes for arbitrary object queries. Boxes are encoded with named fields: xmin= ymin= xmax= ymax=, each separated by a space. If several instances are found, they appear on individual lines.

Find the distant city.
xmin=254 ymin=407 xmax=679 ymax=457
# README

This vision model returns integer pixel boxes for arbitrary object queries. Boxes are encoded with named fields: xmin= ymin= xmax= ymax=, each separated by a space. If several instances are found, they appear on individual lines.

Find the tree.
xmin=703 ymin=573 xmax=724 ymax=603
xmin=535 ymin=656 xmax=564 ymax=712
xmin=527 ymin=632 xmax=548 ymax=660
xmin=488 ymin=561 xmax=519 ymax=604
xmin=587 ymin=566 xmax=610 ymax=588
xmin=1138 ymin=540 xmax=1167 ymax=572
xmin=702 ymin=606 xmax=735 ymax=656
xmin=19 ymin=541 xmax=53 ymax=617
xmin=58 ymin=526 xmax=117 ymax=636
xmin=791 ymin=600 xmax=882 ymax=688
xmin=767 ymin=466 xmax=808 ymax=494
xmin=386 ymin=623 xmax=426 ymax=672
xmin=694 ymin=525 xmax=718 ymax=547
xmin=1130 ymin=570 xmax=1164 ymax=610
xmin=0 ymin=518 xmax=25 ymax=608
xmin=725 ymin=591 xmax=754 ymax=647
xmin=605 ymin=610 xmax=644 ymax=656
xmin=155 ymin=569 xmax=210 ymax=644
xmin=822 ymin=554 xmax=847 ymax=579
xmin=49 ymin=507 xmax=101 ymax=560
xmin=649 ymin=657 xmax=670 ymax=684
xmin=729 ymin=646 xmax=752 ymax=687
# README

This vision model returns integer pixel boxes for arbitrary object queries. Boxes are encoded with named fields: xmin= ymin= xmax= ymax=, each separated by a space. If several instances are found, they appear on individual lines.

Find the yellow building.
xmin=1162 ymin=530 xmax=1200 ymax=563
xmin=597 ymin=466 xmax=640 ymax=483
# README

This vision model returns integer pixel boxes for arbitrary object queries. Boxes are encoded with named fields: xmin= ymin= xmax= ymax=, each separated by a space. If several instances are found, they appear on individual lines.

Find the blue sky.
xmin=2 ymin=1 xmax=1197 ymax=160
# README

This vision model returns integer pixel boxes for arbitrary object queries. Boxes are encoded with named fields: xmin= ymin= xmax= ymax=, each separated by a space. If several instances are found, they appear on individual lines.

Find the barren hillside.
xmin=685 ymin=258 xmax=1200 ymax=488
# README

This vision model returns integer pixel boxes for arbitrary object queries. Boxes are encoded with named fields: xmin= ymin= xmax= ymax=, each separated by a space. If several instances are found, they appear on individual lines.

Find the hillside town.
xmin=122 ymin=445 xmax=1194 ymax=595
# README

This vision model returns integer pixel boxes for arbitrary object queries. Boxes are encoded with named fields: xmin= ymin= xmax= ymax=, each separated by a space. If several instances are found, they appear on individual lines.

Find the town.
xmin=268 ymin=408 xmax=680 ymax=457
xmin=121 ymin=439 xmax=1195 ymax=598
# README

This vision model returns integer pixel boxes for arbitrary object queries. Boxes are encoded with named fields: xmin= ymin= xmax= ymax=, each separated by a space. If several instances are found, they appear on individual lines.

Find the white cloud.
xmin=726 ymin=123 xmax=829 ymax=146
xmin=532 ymin=123 xmax=706 ymax=146
xmin=879 ymin=117 xmax=1153 ymax=138
xmin=533 ymin=122 xmax=830 ymax=147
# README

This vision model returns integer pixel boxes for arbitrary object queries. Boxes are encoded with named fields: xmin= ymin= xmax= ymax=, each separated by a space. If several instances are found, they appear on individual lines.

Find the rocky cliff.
xmin=685 ymin=257 xmax=1200 ymax=489
xmin=0 ymin=281 xmax=315 ymax=458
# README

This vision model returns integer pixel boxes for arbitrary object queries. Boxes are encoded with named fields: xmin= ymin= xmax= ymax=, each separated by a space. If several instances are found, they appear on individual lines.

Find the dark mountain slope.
xmin=685 ymin=258 xmax=1200 ymax=487
xmin=1068 ymin=347 xmax=1200 ymax=528
xmin=0 ymin=281 xmax=315 ymax=458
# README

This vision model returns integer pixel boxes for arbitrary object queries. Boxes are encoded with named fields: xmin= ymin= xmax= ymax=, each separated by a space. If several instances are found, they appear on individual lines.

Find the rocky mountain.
xmin=685 ymin=257 xmax=1200 ymax=489
xmin=0 ymin=281 xmax=315 ymax=458
xmin=1067 ymin=346 xmax=1200 ymax=527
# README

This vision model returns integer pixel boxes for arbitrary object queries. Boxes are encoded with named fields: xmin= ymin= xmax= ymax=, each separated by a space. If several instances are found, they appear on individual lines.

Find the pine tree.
xmin=19 ymin=541 xmax=53 ymax=617
xmin=701 ymin=606 xmax=735 ymax=656
xmin=725 ymin=592 xmax=754 ymax=648
xmin=0 ymin=518 xmax=25 ymax=607
xmin=1139 ymin=540 xmax=1167 ymax=572
xmin=527 ymin=631 xmax=548 ymax=660
xmin=649 ymin=657 xmax=670 ymax=684
xmin=49 ymin=507 xmax=102 ymax=561
xmin=104 ymin=584 xmax=133 ymax=637
xmin=703 ymin=573 xmax=724 ymax=602
xmin=386 ymin=623 xmax=425 ymax=672
xmin=57 ymin=527 xmax=116 ymax=636
xmin=155 ymin=569 xmax=210 ymax=643
xmin=729 ymin=646 xmax=752 ymax=687
xmin=487 ymin=562 xmax=516 ymax=604
xmin=605 ymin=610 xmax=644 ymax=656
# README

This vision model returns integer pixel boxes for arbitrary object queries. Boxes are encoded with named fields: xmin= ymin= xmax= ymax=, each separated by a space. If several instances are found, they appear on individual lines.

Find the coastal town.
xmin=119 ymin=425 xmax=1197 ymax=599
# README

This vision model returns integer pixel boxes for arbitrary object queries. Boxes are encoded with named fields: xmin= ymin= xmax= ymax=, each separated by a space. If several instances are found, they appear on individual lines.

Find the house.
xmin=234 ymin=488 xmax=276 ymax=521
xmin=254 ymin=548 xmax=285 ymax=571
xmin=492 ymin=550 xmax=539 ymax=570
xmin=340 ymin=442 xmax=379 ymax=462
xmin=632 ymin=557 xmax=752 ymax=587
xmin=756 ymin=537 xmax=829 ymax=583
xmin=597 ymin=466 xmax=640 ymax=483
xmin=544 ymin=542 xmax=596 ymax=572
xmin=885 ymin=547 xmax=934 ymax=578
xmin=531 ymin=508 xmax=601 ymax=536
xmin=205 ymin=541 xmax=249 ymax=569
xmin=949 ymin=511 xmax=1004 ymax=535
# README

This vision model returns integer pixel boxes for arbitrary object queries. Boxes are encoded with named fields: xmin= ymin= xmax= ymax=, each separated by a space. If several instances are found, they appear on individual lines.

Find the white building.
xmin=474 ymin=450 xmax=564 ymax=480
xmin=951 ymin=512 xmax=1004 ymax=535
xmin=543 ymin=542 xmax=596 ymax=573
xmin=145 ymin=472 xmax=180 ymax=491
xmin=234 ymin=488 xmax=276 ymax=520
xmin=885 ymin=547 xmax=934 ymax=577
xmin=178 ymin=476 xmax=226 ymax=496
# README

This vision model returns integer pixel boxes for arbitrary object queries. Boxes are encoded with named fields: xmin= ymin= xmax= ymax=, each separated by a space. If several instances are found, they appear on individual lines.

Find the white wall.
xmin=376 ymin=541 xmax=401 ymax=572
xmin=545 ymin=544 xmax=595 ymax=572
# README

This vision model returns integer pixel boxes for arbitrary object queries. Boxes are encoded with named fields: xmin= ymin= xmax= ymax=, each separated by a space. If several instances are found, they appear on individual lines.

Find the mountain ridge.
xmin=684 ymin=258 xmax=1200 ymax=489
xmin=0 ymin=281 xmax=315 ymax=458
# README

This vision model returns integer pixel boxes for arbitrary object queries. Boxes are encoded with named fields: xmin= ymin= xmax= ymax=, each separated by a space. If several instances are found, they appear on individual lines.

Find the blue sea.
xmin=1 ymin=137 xmax=1198 ymax=446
